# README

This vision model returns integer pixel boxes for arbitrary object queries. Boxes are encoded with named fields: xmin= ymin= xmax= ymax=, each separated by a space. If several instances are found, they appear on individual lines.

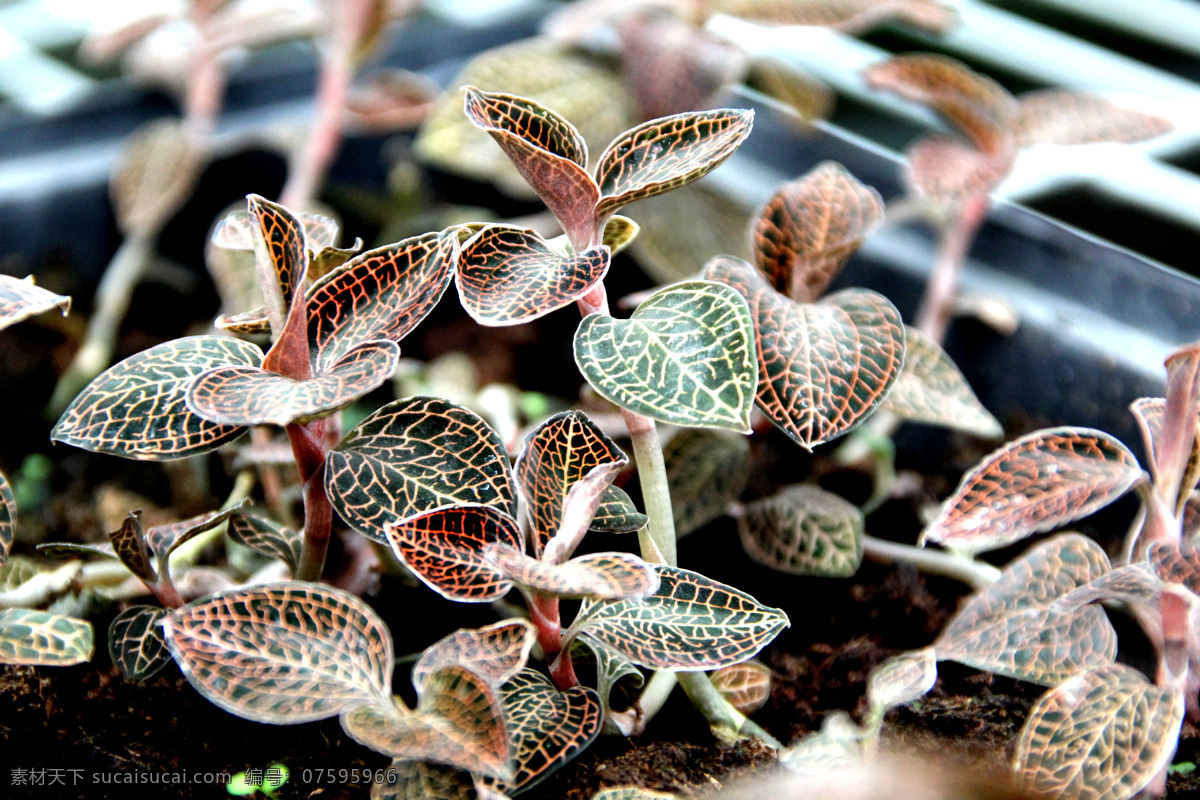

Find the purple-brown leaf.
xmin=456 ymin=226 xmax=610 ymax=326
xmin=905 ymin=135 xmax=1015 ymax=205
xmin=1014 ymin=90 xmax=1172 ymax=148
xmin=921 ymin=427 xmax=1144 ymax=555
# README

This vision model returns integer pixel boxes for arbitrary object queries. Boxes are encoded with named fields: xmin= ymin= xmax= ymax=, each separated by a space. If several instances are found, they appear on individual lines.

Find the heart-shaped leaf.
xmin=905 ymin=135 xmax=1015 ymax=205
xmin=108 ymin=511 xmax=155 ymax=582
xmin=247 ymin=194 xmax=308 ymax=334
xmin=484 ymin=546 xmax=659 ymax=600
xmin=0 ymin=275 xmax=70 ymax=332
xmin=53 ymin=336 xmax=262 ymax=459
xmin=413 ymin=620 xmax=536 ymax=694
xmin=921 ymin=428 xmax=1144 ymax=555
xmin=0 ymin=470 xmax=13 ymax=566
xmin=705 ymin=256 xmax=906 ymax=450
xmin=570 ymin=565 xmax=789 ymax=670
xmin=108 ymin=605 xmax=170 ymax=681
xmin=935 ymin=534 xmax=1116 ymax=685
xmin=372 ymin=761 xmax=479 ymax=800
xmin=227 ymin=508 xmax=302 ymax=573
xmin=328 ymin=397 xmax=517 ymax=544
xmin=462 ymin=86 xmax=600 ymax=248
xmin=457 ymin=226 xmax=610 ymax=326
xmin=865 ymin=647 xmax=936 ymax=717
xmin=574 ymin=281 xmax=757 ymax=432
xmin=1015 ymin=664 xmax=1183 ymax=800
xmin=1014 ymin=90 xmax=1172 ymax=148
xmin=307 ymin=232 xmax=456 ymax=372
xmin=594 ymin=109 xmax=754 ymax=220
xmin=738 ymin=484 xmax=864 ymax=577
xmin=187 ymin=339 xmax=399 ymax=427
xmin=880 ymin=325 xmax=1002 ymax=437
xmin=341 ymin=666 xmax=512 ymax=781
xmin=488 ymin=669 xmax=602 ymax=792
xmin=162 ymin=583 xmax=393 ymax=724
xmin=591 ymin=485 xmax=648 ymax=534
xmin=385 ymin=505 xmax=522 ymax=602
xmin=710 ymin=659 xmax=773 ymax=715
xmin=572 ymin=634 xmax=644 ymax=735
xmin=0 ymin=608 xmax=94 ymax=666
xmin=515 ymin=411 xmax=628 ymax=557
xmin=752 ymin=161 xmax=884 ymax=302
xmin=864 ymin=54 xmax=1018 ymax=154
xmin=664 ymin=429 xmax=750 ymax=537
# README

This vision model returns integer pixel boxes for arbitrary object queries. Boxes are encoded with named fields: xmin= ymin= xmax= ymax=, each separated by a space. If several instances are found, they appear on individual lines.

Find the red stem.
xmin=915 ymin=193 xmax=989 ymax=345
xmin=527 ymin=591 xmax=580 ymax=689
xmin=288 ymin=419 xmax=334 ymax=581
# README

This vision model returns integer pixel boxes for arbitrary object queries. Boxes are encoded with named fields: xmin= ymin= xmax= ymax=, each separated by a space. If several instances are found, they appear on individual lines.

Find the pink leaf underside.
xmin=484 ymin=545 xmax=659 ymax=600
xmin=1149 ymin=542 xmax=1200 ymax=595
xmin=462 ymin=86 xmax=599 ymax=246
xmin=922 ymin=427 xmax=1143 ymax=554
xmin=752 ymin=160 xmax=885 ymax=302
xmin=1014 ymin=90 xmax=1172 ymax=148
xmin=1130 ymin=397 xmax=1200 ymax=512
xmin=703 ymin=255 xmax=905 ymax=450
xmin=864 ymin=53 xmax=1018 ymax=153
xmin=541 ymin=461 xmax=625 ymax=566
xmin=384 ymin=504 xmax=522 ymax=602
xmin=186 ymin=340 xmax=399 ymax=427
xmin=906 ymin=135 xmax=1015 ymax=205
xmin=411 ymin=619 xmax=537 ymax=693
xmin=456 ymin=226 xmax=610 ymax=325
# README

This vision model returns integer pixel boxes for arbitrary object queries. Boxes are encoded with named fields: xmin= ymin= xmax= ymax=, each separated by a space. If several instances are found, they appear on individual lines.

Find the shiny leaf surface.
xmin=162 ymin=583 xmax=393 ymax=723
xmin=710 ymin=659 xmax=772 ymax=715
xmin=591 ymin=485 xmax=648 ymax=534
xmin=413 ymin=620 xmax=536 ymax=694
xmin=52 ymin=336 xmax=261 ymax=460
xmin=107 ymin=511 xmax=155 ymax=581
xmin=0 ymin=275 xmax=70 ymax=332
xmin=574 ymin=281 xmax=756 ymax=432
xmin=328 ymin=397 xmax=517 ymax=543
xmin=706 ymin=256 xmax=905 ymax=450
xmin=921 ymin=428 xmax=1143 ymax=554
xmin=385 ymin=505 xmax=521 ymax=602
xmin=739 ymin=484 xmax=863 ymax=577
xmin=0 ymin=608 xmax=94 ymax=666
xmin=572 ymin=565 xmax=789 ymax=670
xmin=1016 ymin=664 xmax=1183 ymax=800
xmin=247 ymin=194 xmax=308 ymax=330
xmin=457 ymin=226 xmax=609 ymax=326
xmin=664 ymin=428 xmax=749 ymax=537
xmin=108 ymin=605 xmax=170 ymax=681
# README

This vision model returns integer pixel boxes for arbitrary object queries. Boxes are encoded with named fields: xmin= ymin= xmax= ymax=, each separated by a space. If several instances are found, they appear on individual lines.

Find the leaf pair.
xmin=462 ymin=86 xmax=753 ymax=252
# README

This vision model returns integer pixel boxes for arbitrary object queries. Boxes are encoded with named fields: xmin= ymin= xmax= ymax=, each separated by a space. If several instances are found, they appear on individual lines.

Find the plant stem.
xmin=861 ymin=534 xmax=999 ymax=589
xmin=288 ymin=420 xmax=333 ymax=581
xmin=676 ymin=670 xmax=782 ymax=747
xmin=915 ymin=194 xmax=989 ymax=346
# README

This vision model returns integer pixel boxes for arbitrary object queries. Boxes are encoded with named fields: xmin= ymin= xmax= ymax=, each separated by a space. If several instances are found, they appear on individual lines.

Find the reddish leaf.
xmin=0 ymin=275 xmax=70 ymax=333
xmin=456 ymin=226 xmax=610 ymax=326
xmin=864 ymin=54 xmax=1018 ymax=153
xmin=921 ymin=427 xmax=1144 ymax=554
xmin=1014 ymin=90 xmax=1172 ymax=148
xmin=187 ymin=339 xmax=399 ymax=427
xmin=247 ymin=194 xmax=308 ymax=333
xmin=1131 ymin=397 xmax=1200 ymax=515
xmin=752 ymin=161 xmax=884 ymax=302
xmin=905 ymin=135 xmax=1014 ymax=205
xmin=594 ymin=108 xmax=754 ymax=220
xmin=462 ymin=86 xmax=600 ymax=248
xmin=385 ymin=505 xmax=521 ymax=602
xmin=1149 ymin=542 xmax=1200 ymax=596
xmin=542 ymin=461 xmax=625 ymax=565
xmin=710 ymin=660 xmax=772 ymax=715
xmin=328 ymin=397 xmax=517 ymax=543
xmin=412 ymin=620 xmax=536 ymax=693
xmin=514 ymin=411 xmax=628 ymax=558
xmin=307 ymin=231 xmax=456 ymax=373
xmin=484 ymin=546 xmax=659 ymax=600
xmin=705 ymin=256 xmax=905 ymax=450
xmin=344 ymin=68 xmax=439 ymax=133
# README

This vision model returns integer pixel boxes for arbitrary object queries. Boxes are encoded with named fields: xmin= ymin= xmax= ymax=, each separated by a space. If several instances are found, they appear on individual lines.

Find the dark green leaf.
xmin=591 ymin=485 xmax=648 ymax=534
xmin=0 ymin=470 xmax=13 ymax=566
xmin=144 ymin=503 xmax=246 ymax=571
xmin=738 ymin=484 xmax=863 ymax=577
xmin=227 ymin=508 xmax=302 ymax=573
xmin=108 ymin=511 xmax=155 ymax=582
xmin=108 ymin=605 xmax=170 ymax=681
xmin=572 ymin=634 xmax=644 ymax=735
xmin=664 ymin=428 xmax=749 ymax=537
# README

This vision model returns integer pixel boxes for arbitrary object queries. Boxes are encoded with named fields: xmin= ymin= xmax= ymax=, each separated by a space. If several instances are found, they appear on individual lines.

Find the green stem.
xmin=676 ymin=671 xmax=783 ymax=747
xmin=622 ymin=410 xmax=677 ymax=568
xmin=861 ymin=534 xmax=999 ymax=589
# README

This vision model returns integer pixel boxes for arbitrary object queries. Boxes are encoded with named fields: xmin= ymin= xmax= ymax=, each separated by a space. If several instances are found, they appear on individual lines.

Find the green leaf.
xmin=515 ymin=411 xmax=628 ymax=557
xmin=574 ymin=281 xmax=756 ymax=432
xmin=0 ymin=470 xmax=13 ymax=566
xmin=329 ymin=397 xmax=517 ymax=544
xmin=307 ymin=232 xmax=456 ymax=373
xmin=591 ymin=485 xmax=648 ymax=534
xmin=227 ymin=508 xmax=302 ymax=573
xmin=162 ymin=583 xmax=393 ymax=723
xmin=664 ymin=428 xmax=749 ymax=537
xmin=0 ymin=608 xmax=94 ymax=666
xmin=108 ymin=605 xmax=170 ymax=681
xmin=457 ymin=226 xmax=610 ymax=326
xmin=0 ymin=274 xmax=70 ymax=333
xmin=880 ymin=325 xmax=1002 ymax=437
xmin=865 ymin=647 xmax=936 ymax=718
xmin=594 ymin=109 xmax=754 ymax=219
xmin=592 ymin=788 xmax=678 ymax=800
xmin=385 ymin=505 xmax=521 ymax=602
xmin=710 ymin=659 xmax=773 ymax=715
xmin=187 ymin=340 xmax=399 ymax=427
xmin=372 ymin=761 xmax=479 ymax=800
xmin=601 ymin=215 xmax=640 ymax=255
xmin=487 ymin=669 xmax=602 ymax=793
xmin=52 ymin=336 xmax=261 ymax=460
xmin=571 ymin=565 xmax=789 ymax=670
xmin=921 ymin=427 xmax=1144 ymax=555
xmin=935 ymin=534 xmax=1116 ymax=685
xmin=573 ymin=634 xmax=644 ymax=735
xmin=705 ymin=256 xmax=905 ymax=450
xmin=752 ymin=161 xmax=884 ymax=302
xmin=1016 ymin=664 xmax=1183 ymax=800
xmin=738 ymin=484 xmax=863 ymax=577
xmin=484 ymin=546 xmax=660 ymax=600
xmin=341 ymin=666 xmax=512 ymax=781
xmin=462 ymin=86 xmax=600 ymax=248
xmin=412 ymin=620 xmax=536 ymax=694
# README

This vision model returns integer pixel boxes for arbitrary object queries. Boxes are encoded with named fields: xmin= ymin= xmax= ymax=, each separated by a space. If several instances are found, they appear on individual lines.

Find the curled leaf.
xmin=0 ymin=470 xmax=13 ymax=566
xmin=485 ymin=546 xmax=659 ymax=600
xmin=413 ymin=620 xmax=536 ymax=694
xmin=227 ymin=508 xmax=302 ymax=574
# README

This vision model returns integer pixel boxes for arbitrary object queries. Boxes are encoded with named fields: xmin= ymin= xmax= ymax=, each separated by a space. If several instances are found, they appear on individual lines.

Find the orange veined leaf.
xmin=905 ymin=135 xmax=1015 ymax=206
xmin=0 ymin=275 xmax=70 ymax=333
xmin=710 ymin=659 xmax=773 ymax=716
xmin=483 ymin=545 xmax=660 ymax=601
xmin=246 ymin=193 xmax=308 ymax=333
xmin=227 ymin=507 xmax=303 ymax=574
xmin=921 ymin=427 xmax=1144 ymax=555
xmin=541 ymin=461 xmax=626 ymax=565
xmin=412 ymin=620 xmax=537 ymax=694
xmin=0 ymin=608 xmax=94 ymax=666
